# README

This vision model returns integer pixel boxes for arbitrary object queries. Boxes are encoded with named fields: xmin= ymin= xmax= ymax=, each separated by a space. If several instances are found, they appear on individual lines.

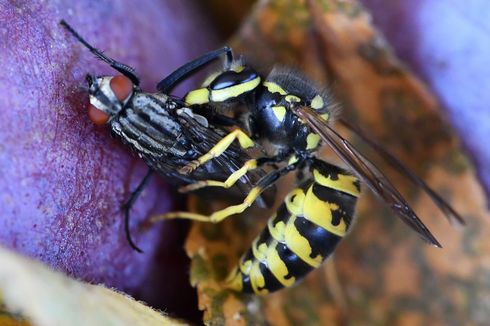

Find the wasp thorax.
xmin=87 ymin=75 xmax=134 ymax=125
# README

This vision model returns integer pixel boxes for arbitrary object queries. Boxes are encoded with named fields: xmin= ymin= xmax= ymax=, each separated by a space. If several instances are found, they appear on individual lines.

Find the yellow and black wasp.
xmin=153 ymin=55 xmax=464 ymax=294
xmin=61 ymin=21 xmax=463 ymax=294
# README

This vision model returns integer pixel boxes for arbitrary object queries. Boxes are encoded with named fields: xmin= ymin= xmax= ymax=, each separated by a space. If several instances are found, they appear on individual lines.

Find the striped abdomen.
xmin=227 ymin=161 xmax=360 ymax=294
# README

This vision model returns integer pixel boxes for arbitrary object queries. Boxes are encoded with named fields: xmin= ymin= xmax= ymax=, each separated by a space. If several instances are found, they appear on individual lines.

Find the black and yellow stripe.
xmin=226 ymin=160 xmax=360 ymax=294
xmin=184 ymin=65 xmax=261 ymax=105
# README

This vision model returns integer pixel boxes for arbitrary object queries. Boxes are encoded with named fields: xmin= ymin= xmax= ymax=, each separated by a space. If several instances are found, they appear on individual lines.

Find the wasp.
xmin=151 ymin=51 xmax=464 ymax=294
xmin=61 ymin=21 xmax=463 ymax=295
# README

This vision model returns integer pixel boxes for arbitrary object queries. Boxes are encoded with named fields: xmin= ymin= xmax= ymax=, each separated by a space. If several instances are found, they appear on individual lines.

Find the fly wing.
xmin=295 ymin=106 xmax=441 ymax=247
xmin=179 ymin=113 xmax=275 ymax=208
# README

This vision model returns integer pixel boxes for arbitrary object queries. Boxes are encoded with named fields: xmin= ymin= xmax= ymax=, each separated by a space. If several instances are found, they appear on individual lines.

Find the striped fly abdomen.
xmin=226 ymin=160 xmax=360 ymax=294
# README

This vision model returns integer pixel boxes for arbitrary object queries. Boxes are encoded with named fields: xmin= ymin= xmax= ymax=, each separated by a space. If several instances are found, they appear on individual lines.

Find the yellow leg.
xmin=179 ymin=159 xmax=258 ymax=193
xmin=179 ymin=129 xmax=255 ymax=175
xmin=151 ymin=187 xmax=262 ymax=224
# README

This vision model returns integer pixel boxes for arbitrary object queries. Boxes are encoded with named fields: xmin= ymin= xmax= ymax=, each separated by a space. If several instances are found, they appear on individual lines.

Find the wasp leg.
xmin=60 ymin=20 xmax=140 ymax=86
xmin=121 ymin=169 xmax=154 ymax=253
xmin=179 ymin=128 xmax=255 ymax=175
xmin=179 ymin=158 xmax=259 ymax=193
xmin=157 ymin=47 xmax=234 ymax=93
xmin=152 ymin=161 xmax=300 ymax=224
xmin=178 ymin=154 xmax=290 ymax=193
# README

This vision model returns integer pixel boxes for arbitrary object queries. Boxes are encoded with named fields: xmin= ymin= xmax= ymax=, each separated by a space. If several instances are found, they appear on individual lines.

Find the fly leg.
xmin=121 ymin=169 xmax=154 ymax=253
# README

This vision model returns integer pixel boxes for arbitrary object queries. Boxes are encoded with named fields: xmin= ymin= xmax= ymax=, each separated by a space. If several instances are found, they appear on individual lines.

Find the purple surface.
xmin=360 ymin=0 xmax=490 ymax=202
xmin=0 ymin=0 xmax=217 ymax=314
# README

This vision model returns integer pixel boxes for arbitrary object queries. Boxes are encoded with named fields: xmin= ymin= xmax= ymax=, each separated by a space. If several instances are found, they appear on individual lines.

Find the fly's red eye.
xmin=88 ymin=104 xmax=110 ymax=125
xmin=110 ymin=75 xmax=133 ymax=101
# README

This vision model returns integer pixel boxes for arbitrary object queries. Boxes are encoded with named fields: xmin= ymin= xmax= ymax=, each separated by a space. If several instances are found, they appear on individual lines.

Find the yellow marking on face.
xmin=284 ymin=188 xmax=305 ymax=216
xmin=263 ymin=81 xmax=287 ymax=95
xmin=313 ymin=170 xmax=360 ymax=197
xmin=303 ymin=186 xmax=347 ymax=237
xmin=306 ymin=133 xmax=321 ymax=150
xmin=268 ymin=217 xmax=286 ymax=242
xmin=272 ymin=105 xmax=286 ymax=122
xmin=265 ymin=240 xmax=296 ymax=287
xmin=226 ymin=267 xmax=243 ymax=292
xmin=201 ymin=71 xmax=220 ymax=87
xmin=184 ymin=88 xmax=209 ymax=105
xmin=311 ymin=94 xmax=324 ymax=110
xmin=321 ymin=113 xmax=330 ymax=121
xmin=210 ymin=76 xmax=261 ymax=102
xmin=250 ymin=262 xmax=268 ymax=295
xmin=231 ymin=65 xmax=245 ymax=73
xmin=285 ymin=95 xmax=300 ymax=103
xmin=284 ymin=215 xmax=322 ymax=268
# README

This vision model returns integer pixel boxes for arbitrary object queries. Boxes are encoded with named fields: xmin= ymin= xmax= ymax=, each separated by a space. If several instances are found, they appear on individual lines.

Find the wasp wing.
xmin=295 ymin=106 xmax=441 ymax=247
xmin=339 ymin=118 xmax=464 ymax=226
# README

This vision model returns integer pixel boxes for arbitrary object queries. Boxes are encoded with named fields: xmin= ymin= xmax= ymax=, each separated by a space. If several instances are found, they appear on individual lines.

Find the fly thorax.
xmin=127 ymin=93 xmax=182 ymax=139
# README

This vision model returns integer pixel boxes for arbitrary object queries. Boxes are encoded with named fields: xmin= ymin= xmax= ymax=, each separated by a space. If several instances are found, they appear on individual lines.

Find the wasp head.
xmin=86 ymin=74 xmax=135 ymax=125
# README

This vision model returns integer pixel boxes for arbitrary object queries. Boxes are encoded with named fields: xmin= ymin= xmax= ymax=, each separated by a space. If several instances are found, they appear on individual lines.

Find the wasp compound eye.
xmin=110 ymin=75 xmax=134 ymax=101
